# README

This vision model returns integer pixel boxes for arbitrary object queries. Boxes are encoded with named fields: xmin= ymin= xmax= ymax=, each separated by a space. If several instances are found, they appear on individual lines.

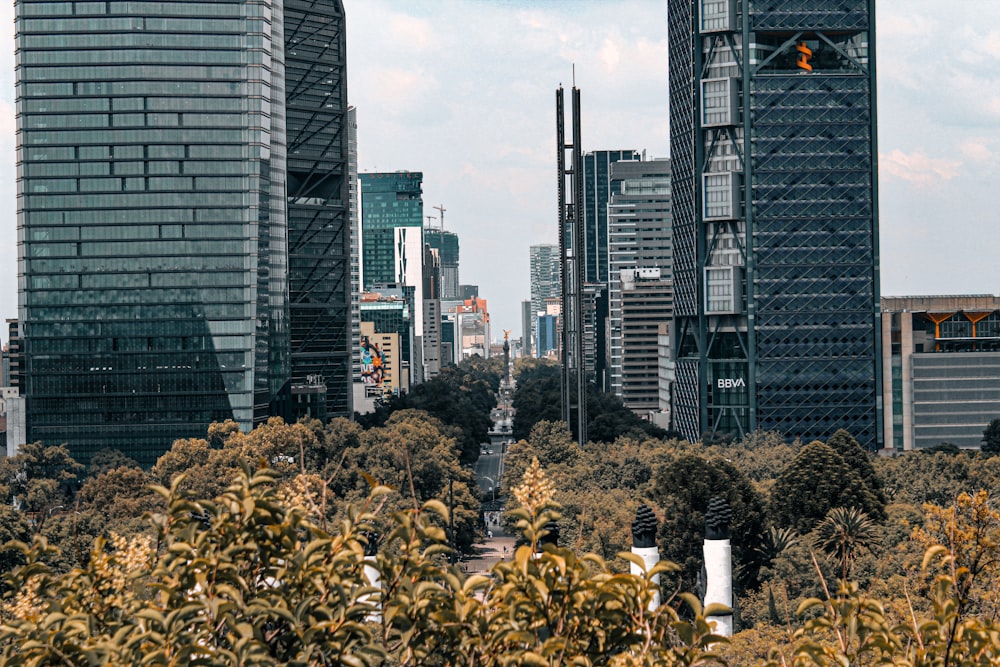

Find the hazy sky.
xmin=1 ymin=1 xmax=999 ymax=345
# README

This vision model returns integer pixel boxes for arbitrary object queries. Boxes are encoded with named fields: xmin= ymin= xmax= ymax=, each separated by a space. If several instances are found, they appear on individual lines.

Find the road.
xmin=474 ymin=450 xmax=503 ymax=505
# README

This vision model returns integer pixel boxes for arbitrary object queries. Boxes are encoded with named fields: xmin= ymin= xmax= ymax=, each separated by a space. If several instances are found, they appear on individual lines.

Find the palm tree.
xmin=813 ymin=506 xmax=877 ymax=580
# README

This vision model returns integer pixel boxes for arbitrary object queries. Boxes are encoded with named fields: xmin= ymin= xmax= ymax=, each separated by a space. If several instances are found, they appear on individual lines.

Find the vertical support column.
xmin=555 ymin=85 xmax=587 ymax=445
xmin=571 ymin=87 xmax=587 ymax=446
xmin=703 ymin=497 xmax=733 ymax=637
xmin=630 ymin=504 xmax=661 ymax=611
xmin=556 ymin=87 xmax=571 ymax=430
xmin=362 ymin=532 xmax=381 ymax=623
xmin=880 ymin=310 xmax=894 ymax=450
xmin=900 ymin=311 xmax=914 ymax=451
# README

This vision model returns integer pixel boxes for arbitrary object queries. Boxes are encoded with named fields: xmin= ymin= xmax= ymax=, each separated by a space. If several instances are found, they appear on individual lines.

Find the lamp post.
xmin=481 ymin=476 xmax=496 ymax=503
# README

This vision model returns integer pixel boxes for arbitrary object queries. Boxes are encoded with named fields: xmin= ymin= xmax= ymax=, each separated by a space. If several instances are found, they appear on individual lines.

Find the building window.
xmin=705 ymin=265 xmax=742 ymax=314
xmin=700 ymin=0 xmax=735 ymax=33
xmin=702 ymin=171 xmax=740 ymax=221
xmin=701 ymin=77 xmax=739 ymax=127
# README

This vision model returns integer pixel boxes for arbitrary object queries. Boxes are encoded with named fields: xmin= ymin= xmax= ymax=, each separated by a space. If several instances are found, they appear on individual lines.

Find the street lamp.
xmin=481 ymin=476 xmax=496 ymax=503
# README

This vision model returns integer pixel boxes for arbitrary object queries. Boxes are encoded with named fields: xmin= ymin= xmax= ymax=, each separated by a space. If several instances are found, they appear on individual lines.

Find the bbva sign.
xmin=716 ymin=378 xmax=746 ymax=389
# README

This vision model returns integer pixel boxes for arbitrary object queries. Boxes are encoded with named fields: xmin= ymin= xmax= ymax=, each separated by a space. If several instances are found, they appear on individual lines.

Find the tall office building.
xmin=607 ymin=158 xmax=673 ymax=405
xmin=15 ymin=0 xmax=350 ymax=464
xmin=521 ymin=300 xmax=533 ymax=361
xmin=529 ymin=244 xmax=560 ymax=356
xmin=360 ymin=172 xmax=423 ymax=291
xmin=582 ymin=150 xmax=641 ymax=286
xmin=425 ymin=228 xmax=460 ymax=299
xmin=669 ymin=0 xmax=881 ymax=447
xmin=421 ymin=244 xmax=442 ymax=379
xmin=286 ymin=0 xmax=351 ymax=419
xmin=347 ymin=106 xmax=361 ymax=383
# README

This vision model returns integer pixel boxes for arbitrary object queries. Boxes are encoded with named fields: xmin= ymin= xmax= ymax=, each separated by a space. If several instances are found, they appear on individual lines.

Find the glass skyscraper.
xmin=582 ymin=150 xmax=641 ymax=286
xmin=359 ymin=172 xmax=423 ymax=291
xmin=285 ymin=0 xmax=352 ymax=419
xmin=669 ymin=0 xmax=881 ymax=448
xmin=15 ymin=0 xmax=348 ymax=464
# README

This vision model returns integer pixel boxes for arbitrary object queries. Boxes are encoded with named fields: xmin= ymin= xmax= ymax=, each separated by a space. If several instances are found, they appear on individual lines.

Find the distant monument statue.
xmin=630 ymin=504 xmax=661 ymax=610
xmin=703 ymin=497 xmax=733 ymax=636
xmin=503 ymin=329 xmax=511 ymax=382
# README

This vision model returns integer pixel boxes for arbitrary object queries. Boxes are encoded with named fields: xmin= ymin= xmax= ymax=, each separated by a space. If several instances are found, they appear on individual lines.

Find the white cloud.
xmin=880 ymin=150 xmax=961 ymax=185
xmin=387 ymin=14 xmax=435 ymax=51
xmin=879 ymin=12 xmax=934 ymax=39
xmin=959 ymin=138 xmax=994 ymax=162
xmin=598 ymin=37 xmax=621 ymax=71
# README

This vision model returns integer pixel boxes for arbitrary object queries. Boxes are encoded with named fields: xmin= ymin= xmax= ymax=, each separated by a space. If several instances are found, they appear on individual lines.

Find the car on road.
xmin=487 ymin=449 xmax=494 ymax=455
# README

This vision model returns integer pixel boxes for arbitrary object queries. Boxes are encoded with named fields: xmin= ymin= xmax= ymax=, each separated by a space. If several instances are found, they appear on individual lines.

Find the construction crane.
xmin=425 ymin=215 xmax=436 ymax=228
xmin=433 ymin=204 xmax=446 ymax=230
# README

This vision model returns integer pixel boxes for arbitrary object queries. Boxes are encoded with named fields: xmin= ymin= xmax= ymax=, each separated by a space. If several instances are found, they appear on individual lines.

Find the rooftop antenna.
xmin=572 ymin=63 xmax=575 ymax=87
xmin=433 ymin=204 xmax=447 ymax=230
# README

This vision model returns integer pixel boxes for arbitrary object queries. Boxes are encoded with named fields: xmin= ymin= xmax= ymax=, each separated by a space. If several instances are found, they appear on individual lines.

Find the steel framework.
xmin=285 ymin=0 xmax=353 ymax=417
xmin=669 ymin=0 xmax=882 ymax=448
xmin=556 ymin=86 xmax=587 ymax=445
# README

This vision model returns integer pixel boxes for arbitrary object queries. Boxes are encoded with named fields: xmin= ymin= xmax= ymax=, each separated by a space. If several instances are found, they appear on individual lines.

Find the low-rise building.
xmin=882 ymin=295 xmax=1000 ymax=451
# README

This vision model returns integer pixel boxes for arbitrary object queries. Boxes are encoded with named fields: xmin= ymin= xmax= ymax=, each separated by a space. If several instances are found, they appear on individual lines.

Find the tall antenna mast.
xmin=433 ymin=204 xmax=447 ymax=230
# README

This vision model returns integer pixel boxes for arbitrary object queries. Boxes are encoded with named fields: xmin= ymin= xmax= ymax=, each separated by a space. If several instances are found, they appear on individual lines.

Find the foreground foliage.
xmin=0 ymin=462 xmax=726 ymax=666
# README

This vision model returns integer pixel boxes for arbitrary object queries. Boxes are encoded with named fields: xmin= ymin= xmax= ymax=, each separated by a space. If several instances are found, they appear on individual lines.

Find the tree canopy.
xmin=770 ymin=440 xmax=884 ymax=534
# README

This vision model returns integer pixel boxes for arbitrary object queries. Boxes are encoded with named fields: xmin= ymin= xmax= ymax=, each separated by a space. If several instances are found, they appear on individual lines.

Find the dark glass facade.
xmin=359 ymin=172 xmax=423 ymax=291
xmin=669 ymin=0 xmax=882 ymax=448
xmin=285 ymin=0 xmax=352 ymax=418
xmin=582 ymin=150 xmax=640 ymax=286
xmin=16 ymin=0 xmax=290 ymax=464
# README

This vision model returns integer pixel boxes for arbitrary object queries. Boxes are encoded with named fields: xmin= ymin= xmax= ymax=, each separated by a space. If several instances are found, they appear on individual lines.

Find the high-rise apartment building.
xmin=668 ymin=0 xmax=881 ymax=447
xmin=619 ymin=271 xmax=673 ymax=417
xmin=607 ymin=158 xmax=672 ymax=401
xmin=15 ymin=0 xmax=350 ymax=464
xmin=360 ymin=172 xmax=423 ymax=291
xmin=529 ymin=244 xmax=560 ymax=356
xmin=285 ymin=0 xmax=352 ymax=419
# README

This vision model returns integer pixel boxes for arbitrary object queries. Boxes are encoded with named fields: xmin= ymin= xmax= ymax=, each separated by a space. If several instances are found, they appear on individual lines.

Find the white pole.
xmin=703 ymin=497 xmax=733 ymax=637
xmin=630 ymin=504 xmax=660 ymax=611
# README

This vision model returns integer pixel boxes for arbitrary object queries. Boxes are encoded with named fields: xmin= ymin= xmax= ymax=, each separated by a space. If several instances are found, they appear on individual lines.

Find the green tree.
xmin=150 ymin=436 xmax=242 ymax=500
xmin=511 ymin=363 xmax=667 ymax=444
xmin=357 ymin=362 xmax=495 ymax=465
xmin=873 ymin=449 xmax=1000 ymax=507
xmin=0 ymin=461 xmax=730 ymax=666
xmin=650 ymin=453 xmax=768 ymax=592
xmin=826 ymin=429 xmax=885 ymax=504
xmin=813 ymin=507 xmax=877 ymax=581
xmin=0 ymin=442 xmax=84 ymax=520
xmin=770 ymin=441 xmax=884 ymax=534
xmin=982 ymin=418 xmax=1000 ymax=455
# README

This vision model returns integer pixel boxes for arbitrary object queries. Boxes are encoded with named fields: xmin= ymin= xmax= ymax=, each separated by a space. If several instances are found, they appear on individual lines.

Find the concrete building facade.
xmin=607 ymin=158 xmax=672 ymax=401
xmin=882 ymin=295 xmax=1000 ymax=451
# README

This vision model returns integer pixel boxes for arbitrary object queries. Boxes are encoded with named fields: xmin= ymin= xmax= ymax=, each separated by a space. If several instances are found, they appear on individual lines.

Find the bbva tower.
xmin=668 ymin=0 xmax=882 ymax=448
xmin=15 ymin=0 xmax=352 ymax=464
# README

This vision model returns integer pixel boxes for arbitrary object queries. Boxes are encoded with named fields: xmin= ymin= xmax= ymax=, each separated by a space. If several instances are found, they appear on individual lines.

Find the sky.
xmin=1 ymin=1 xmax=999 ymax=346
